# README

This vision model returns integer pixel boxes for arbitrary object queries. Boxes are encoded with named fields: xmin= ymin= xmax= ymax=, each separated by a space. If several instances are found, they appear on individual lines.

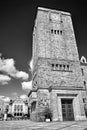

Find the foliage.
xmin=37 ymin=107 xmax=52 ymax=122
xmin=43 ymin=107 xmax=52 ymax=121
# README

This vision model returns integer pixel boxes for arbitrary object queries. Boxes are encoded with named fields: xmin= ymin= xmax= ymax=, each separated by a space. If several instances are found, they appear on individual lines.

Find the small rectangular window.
xmin=51 ymin=29 xmax=53 ymax=34
xmin=54 ymin=30 xmax=56 ymax=34
xmin=60 ymin=30 xmax=62 ymax=35
xmin=57 ymin=30 xmax=59 ymax=34
xmin=81 ymin=68 xmax=84 ymax=76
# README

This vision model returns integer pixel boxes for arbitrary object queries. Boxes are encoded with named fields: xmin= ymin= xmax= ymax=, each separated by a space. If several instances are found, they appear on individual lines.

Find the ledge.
xmin=38 ymin=7 xmax=71 ymax=16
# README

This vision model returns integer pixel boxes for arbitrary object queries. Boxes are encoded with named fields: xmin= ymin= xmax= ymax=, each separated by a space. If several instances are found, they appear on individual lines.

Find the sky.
xmin=0 ymin=0 xmax=87 ymax=99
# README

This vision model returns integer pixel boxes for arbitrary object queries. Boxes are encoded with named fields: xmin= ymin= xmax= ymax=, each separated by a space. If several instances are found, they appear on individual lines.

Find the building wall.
xmin=50 ymin=89 xmax=86 ymax=121
xmin=10 ymin=98 xmax=28 ymax=116
xmin=33 ymin=7 xmax=79 ymax=62
xmin=30 ymin=7 xmax=86 ymax=121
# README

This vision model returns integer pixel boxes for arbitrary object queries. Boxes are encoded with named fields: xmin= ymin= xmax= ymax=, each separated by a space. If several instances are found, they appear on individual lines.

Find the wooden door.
xmin=62 ymin=99 xmax=74 ymax=121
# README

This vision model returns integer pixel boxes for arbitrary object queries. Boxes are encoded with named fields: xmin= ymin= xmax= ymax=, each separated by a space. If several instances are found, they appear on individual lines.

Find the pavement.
xmin=0 ymin=120 xmax=87 ymax=130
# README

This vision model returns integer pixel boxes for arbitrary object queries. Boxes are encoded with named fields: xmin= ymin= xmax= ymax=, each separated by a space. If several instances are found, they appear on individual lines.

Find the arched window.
xmin=60 ymin=64 xmax=62 ymax=70
xmin=84 ymin=81 xmax=86 ymax=86
xmin=52 ymin=64 xmax=54 ymax=67
xmin=54 ymin=30 xmax=56 ymax=34
xmin=57 ymin=30 xmax=59 ymax=34
xmin=51 ymin=29 xmax=53 ymax=34
xmin=31 ymin=101 xmax=36 ymax=112
xmin=60 ymin=30 xmax=62 ymax=35
xmin=67 ymin=65 xmax=69 ymax=70
xmin=63 ymin=65 xmax=65 ymax=70
xmin=81 ymin=68 xmax=84 ymax=76
xmin=56 ymin=64 xmax=58 ymax=67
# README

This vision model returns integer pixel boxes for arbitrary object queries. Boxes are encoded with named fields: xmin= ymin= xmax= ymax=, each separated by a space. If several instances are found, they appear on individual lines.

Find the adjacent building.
xmin=28 ymin=7 xmax=87 ymax=121
xmin=9 ymin=97 xmax=28 ymax=118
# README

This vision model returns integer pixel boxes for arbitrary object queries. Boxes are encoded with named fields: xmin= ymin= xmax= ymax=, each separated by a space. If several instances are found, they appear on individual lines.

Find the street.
xmin=0 ymin=120 xmax=87 ymax=130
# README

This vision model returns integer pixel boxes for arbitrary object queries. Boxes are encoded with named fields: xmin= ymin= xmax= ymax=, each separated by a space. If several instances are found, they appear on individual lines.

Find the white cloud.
xmin=20 ymin=94 xmax=28 ymax=100
xmin=0 ymin=55 xmax=29 ymax=81
xmin=16 ymin=71 xmax=28 ymax=80
xmin=22 ymin=81 xmax=32 ymax=90
xmin=0 ymin=95 xmax=10 ymax=102
xmin=0 ymin=95 xmax=5 ymax=99
xmin=0 ymin=74 xmax=11 ymax=85
xmin=29 ymin=58 xmax=33 ymax=71
xmin=2 ymin=97 xmax=10 ymax=102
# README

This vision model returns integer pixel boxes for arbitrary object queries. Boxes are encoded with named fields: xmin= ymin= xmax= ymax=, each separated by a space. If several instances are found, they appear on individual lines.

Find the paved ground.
xmin=0 ymin=120 xmax=87 ymax=130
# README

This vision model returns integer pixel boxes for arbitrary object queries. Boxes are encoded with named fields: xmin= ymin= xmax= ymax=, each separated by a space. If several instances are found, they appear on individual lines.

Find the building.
xmin=9 ymin=97 xmax=28 ymax=119
xmin=80 ymin=56 xmax=87 ymax=117
xmin=29 ymin=7 xmax=87 ymax=121
xmin=0 ymin=99 xmax=4 ymax=115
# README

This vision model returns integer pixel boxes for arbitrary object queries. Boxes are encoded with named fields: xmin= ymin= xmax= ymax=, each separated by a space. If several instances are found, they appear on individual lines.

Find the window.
xmin=14 ymin=113 xmax=16 ymax=116
xmin=51 ymin=63 xmax=71 ymax=72
xmin=52 ymin=64 xmax=54 ymax=67
xmin=60 ymin=30 xmax=62 ymax=35
xmin=54 ymin=30 xmax=56 ymax=34
xmin=21 ymin=105 xmax=23 ymax=111
xmin=51 ymin=29 xmax=53 ymax=34
xmin=56 ymin=64 xmax=58 ymax=67
xmin=17 ymin=113 xmax=19 ymax=116
xmin=63 ymin=65 xmax=65 ymax=70
xmin=14 ymin=105 xmax=16 ymax=111
xmin=31 ymin=101 xmax=36 ymax=112
xmin=57 ymin=30 xmax=59 ymax=34
xmin=67 ymin=65 xmax=69 ymax=70
xmin=83 ymin=59 xmax=85 ymax=63
xmin=83 ymin=98 xmax=85 ymax=103
xmin=81 ymin=68 xmax=84 ymax=76
xmin=51 ymin=29 xmax=62 ymax=35
xmin=60 ymin=64 xmax=62 ymax=70
xmin=17 ymin=105 xmax=19 ymax=111
xmin=20 ymin=113 xmax=22 ymax=116
xmin=84 ymin=81 xmax=86 ymax=86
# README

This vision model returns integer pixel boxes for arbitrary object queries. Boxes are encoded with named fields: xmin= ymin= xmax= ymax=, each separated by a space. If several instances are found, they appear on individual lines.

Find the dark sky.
xmin=0 ymin=0 xmax=87 ymax=98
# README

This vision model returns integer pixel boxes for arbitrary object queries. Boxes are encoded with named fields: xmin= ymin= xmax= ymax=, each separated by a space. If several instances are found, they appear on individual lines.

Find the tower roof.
xmin=38 ymin=7 xmax=71 ymax=16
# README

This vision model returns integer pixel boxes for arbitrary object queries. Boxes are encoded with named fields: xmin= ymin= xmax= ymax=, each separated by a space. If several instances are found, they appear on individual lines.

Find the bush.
xmin=37 ymin=111 xmax=45 ymax=122
xmin=37 ymin=107 xmax=52 ymax=122
xmin=43 ymin=107 xmax=52 ymax=121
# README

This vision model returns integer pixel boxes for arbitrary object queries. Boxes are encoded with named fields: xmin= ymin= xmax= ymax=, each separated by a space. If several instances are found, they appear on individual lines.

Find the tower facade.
xmin=29 ymin=7 xmax=86 ymax=121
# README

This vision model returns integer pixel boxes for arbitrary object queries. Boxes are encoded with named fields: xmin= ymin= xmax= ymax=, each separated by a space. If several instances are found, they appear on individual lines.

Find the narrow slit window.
xmin=81 ymin=68 xmax=84 ymax=76
xmin=54 ymin=30 xmax=56 ymax=34
xmin=52 ymin=64 xmax=54 ymax=67
xmin=60 ymin=30 xmax=62 ymax=35
xmin=67 ymin=65 xmax=69 ymax=70
xmin=56 ymin=64 xmax=58 ymax=67
xmin=83 ymin=98 xmax=85 ymax=103
xmin=60 ymin=64 xmax=62 ymax=70
xmin=63 ymin=65 xmax=65 ymax=70
xmin=84 ymin=81 xmax=86 ymax=86
xmin=57 ymin=30 xmax=59 ymax=34
xmin=51 ymin=29 xmax=53 ymax=34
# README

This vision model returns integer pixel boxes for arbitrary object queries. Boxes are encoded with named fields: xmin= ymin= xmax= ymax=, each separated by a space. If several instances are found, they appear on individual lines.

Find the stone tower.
xmin=30 ymin=7 xmax=86 ymax=121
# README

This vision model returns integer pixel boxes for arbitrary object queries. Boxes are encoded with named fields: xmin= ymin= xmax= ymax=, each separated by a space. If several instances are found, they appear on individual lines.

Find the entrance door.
xmin=61 ymin=99 xmax=74 ymax=121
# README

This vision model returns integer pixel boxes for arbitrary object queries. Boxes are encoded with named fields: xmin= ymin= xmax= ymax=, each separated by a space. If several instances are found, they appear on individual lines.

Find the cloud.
xmin=22 ymin=81 xmax=32 ymax=90
xmin=20 ymin=94 xmax=28 ymax=100
xmin=2 ymin=97 xmax=10 ymax=102
xmin=29 ymin=58 xmax=33 ymax=71
xmin=16 ymin=71 xmax=28 ymax=80
xmin=0 ymin=55 xmax=29 ymax=81
xmin=0 ymin=74 xmax=11 ymax=85
xmin=0 ymin=95 xmax=5 ymax=99
xmin=0 ymin=95 xmax=10 ymax=102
